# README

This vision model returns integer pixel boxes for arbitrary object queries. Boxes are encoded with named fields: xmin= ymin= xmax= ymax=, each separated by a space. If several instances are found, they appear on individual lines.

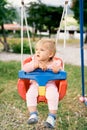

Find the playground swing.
xmin=17 ymin=0 xmax=68 ymax=103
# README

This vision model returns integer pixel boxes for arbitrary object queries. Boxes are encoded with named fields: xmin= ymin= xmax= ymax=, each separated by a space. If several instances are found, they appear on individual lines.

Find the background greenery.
xmin=0 ymin=37 xmax=80 ymax=54
xmin=0 ymin=61 xmax=87 ymax=130
xmin=0 ymin=0 xmax=87 ymax=52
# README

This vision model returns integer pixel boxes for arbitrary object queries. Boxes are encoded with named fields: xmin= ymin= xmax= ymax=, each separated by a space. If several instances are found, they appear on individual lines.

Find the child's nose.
xmin=36 ymin=51 xmax=39 ymax=54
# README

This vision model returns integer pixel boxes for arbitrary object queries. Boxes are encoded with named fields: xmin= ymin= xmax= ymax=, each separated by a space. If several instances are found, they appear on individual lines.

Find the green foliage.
xmin=71 ymin=0 xmax=87 ymax=27
xmin=0 ymin=0 xmax=18 ymax=25
xmin=0 ymin=0 xmax=8 ymax=25
xmin=71 ymin=0 xmax=87 ymax=43
xmin=27 ymin=1 xmax=63 ymax=35
xmin=11 ymin=41 xmax=35 ymax=54
xmin=0 ymin=0 xmax=19 ymax=51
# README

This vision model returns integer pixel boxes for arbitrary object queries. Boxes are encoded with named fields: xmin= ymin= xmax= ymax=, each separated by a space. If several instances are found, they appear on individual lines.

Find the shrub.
xmin=11 ymin=41 xmax=35 ymax=54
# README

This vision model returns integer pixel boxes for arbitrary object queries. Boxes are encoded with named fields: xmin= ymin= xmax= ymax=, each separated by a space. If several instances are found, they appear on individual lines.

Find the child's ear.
xmin=49 ymin=52 xmax=54 ymax=58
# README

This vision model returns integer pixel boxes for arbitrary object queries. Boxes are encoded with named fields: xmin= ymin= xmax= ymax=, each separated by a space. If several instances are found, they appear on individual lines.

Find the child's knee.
xmin=26 ymin=85 xmax=38 ymax=99
xmin=46 ymin=86 xmax=59 ymax=100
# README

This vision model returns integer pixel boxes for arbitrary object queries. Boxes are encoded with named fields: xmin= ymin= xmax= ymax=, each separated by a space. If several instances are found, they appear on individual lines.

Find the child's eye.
xmin=41 ymin=49 xmax=44 ymax=51
xmin=35 ymin=48 xmax=38 ymax=51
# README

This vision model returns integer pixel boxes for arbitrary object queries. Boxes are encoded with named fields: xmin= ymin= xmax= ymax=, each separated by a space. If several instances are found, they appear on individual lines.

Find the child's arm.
xmin=22 ymin=57 xmax=39 ymax=72
xmin=51 ymin=59 xmax=63 ymax=73
xmin=38 ymin=62 xmax=47 ymax=71
xmin=22 ymin=61 xmax=35 ymax=72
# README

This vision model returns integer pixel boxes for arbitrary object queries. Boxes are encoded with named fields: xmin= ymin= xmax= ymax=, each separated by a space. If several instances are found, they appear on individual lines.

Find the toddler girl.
xmin=22 ymin=38 xmax=63 ymax=128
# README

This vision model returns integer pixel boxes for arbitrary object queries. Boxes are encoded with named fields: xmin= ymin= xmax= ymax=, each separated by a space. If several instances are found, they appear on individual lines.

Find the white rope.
xmin=56 ymin=6 xmax=65 ymax=46
xmin=64 ymin=1 xmax=68 ymax=48
xmin=56 ymin=0 xmax=69 ymax=69
xmin=23 ymin=6 xmax=33 ymax=55
xmin=56 ymin=0 xmax=68 ymax=48
xmin=20 ymin=0 xmax=33 ymax=69
xmin=21 ymin=2 xmax=24 ymax=69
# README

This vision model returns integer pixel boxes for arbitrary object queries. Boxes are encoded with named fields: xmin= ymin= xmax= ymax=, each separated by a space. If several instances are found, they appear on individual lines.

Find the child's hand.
xmin=39 ymin=63 xmax=47 ymax=71
xmin=51 ymin=65 xmax=61 ymax=73
xmin=34 ymin=57 xmax=39 ymax=69
xmin=34 ymin=62 xmax=39 ymax=69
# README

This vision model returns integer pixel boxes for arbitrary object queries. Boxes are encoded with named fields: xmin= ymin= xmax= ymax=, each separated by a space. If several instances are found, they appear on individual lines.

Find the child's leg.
xmin=46 ymin=82 xmax=59 ymax=112
xmin=45 ymin=82 xmax=59 ymax=128
xmin=26 ymin=83 xmax=38 ymax=124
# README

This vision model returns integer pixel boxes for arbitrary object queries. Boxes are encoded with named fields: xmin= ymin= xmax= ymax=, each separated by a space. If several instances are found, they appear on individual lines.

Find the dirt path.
xmin=0 ymin=44 xmax=87 ymax=66
xmin=56 ymin=45 xmax=87 ymax=66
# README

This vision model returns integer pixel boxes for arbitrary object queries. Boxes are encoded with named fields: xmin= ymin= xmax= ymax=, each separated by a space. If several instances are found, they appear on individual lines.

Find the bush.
xmin=11 ymin=41 xmax=35 ymax=54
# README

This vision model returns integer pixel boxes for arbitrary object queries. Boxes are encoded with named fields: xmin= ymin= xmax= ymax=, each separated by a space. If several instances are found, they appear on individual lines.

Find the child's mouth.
xmin=37 ymin=55 xmax=40 ymax=57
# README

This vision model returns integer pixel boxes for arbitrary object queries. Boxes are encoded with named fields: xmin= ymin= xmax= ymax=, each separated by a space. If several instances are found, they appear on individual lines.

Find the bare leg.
xmin=28 ymin=106 xmax=37 ymax=113
xmin=26 ymin=84 xmax=38 ymax=124
xmin=45 ymin=83 xmax=59 ymax=128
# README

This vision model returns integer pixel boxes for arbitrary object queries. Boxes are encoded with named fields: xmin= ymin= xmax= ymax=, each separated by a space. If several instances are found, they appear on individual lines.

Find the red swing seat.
xmin=17 ymin=57 xmax=67 ymax=102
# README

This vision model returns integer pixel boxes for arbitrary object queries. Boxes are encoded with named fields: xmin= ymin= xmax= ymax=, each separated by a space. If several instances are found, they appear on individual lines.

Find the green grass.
xmin=0 ymin=61 xmax=87 ymax=130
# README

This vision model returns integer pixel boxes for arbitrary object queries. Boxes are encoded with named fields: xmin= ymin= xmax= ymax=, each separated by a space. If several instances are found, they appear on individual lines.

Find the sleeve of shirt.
xmin=47 ymin=58 xmax=64 ymax=70
xmin=54 ymin=60 xmax=64 ymax=70
xmin=22 ymin=56 xmax=35 ymax=72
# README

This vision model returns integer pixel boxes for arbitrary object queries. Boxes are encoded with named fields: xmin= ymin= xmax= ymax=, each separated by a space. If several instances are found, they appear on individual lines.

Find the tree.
xmin=26 ymin=1 xmax=63 ymax=37
xmin=0 ymin=0 xmax=18 ymax=51
xmin=71 ymin=0 xmax=87 ymax=43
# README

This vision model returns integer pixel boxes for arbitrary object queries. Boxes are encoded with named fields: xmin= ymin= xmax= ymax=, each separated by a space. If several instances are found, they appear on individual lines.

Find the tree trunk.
xmin=48 ymin=28 xmax=51 ymax=38
xmin=1 ymin=24 xmax=9 ymax=51
xmin=84 ymin=30 xmax=87 ymax=44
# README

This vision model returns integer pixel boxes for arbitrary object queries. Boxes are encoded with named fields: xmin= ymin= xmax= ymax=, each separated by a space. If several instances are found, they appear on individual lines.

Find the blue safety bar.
xmin=18 ymin=69 xmax=67 ymax=86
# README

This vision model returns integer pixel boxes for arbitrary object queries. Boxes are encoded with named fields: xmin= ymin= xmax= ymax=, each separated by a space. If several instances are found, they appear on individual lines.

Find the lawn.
xmin=0 ymin=61 xmax=87 ymax=130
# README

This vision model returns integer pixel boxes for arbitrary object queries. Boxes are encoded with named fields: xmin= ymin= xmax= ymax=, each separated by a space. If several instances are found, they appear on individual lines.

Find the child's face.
xmin=35 ymin=43 xmax=53 ymax=61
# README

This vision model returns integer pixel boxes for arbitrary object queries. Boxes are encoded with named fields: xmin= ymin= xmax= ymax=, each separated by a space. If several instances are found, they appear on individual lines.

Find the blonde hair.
xmin=36 ymin=38 xmax=56 ymax=58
